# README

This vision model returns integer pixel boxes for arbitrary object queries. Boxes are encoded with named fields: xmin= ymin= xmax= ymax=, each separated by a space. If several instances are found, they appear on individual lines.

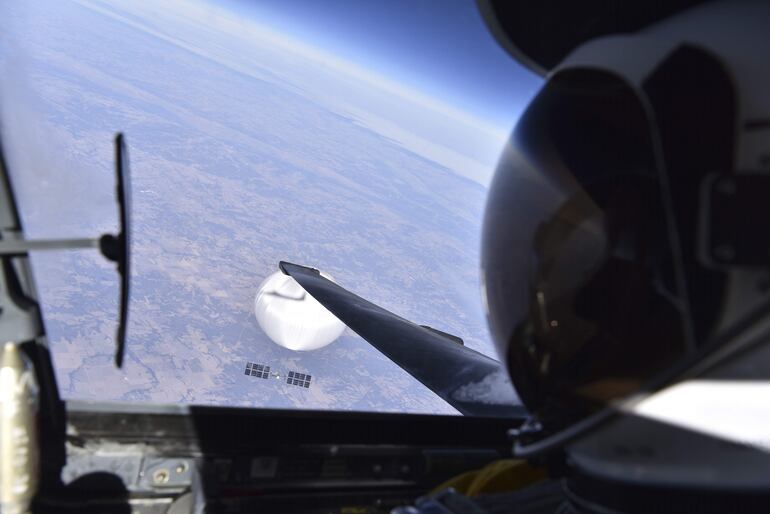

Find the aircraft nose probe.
xmin=0 ymin=133 xmax=131 ymax=368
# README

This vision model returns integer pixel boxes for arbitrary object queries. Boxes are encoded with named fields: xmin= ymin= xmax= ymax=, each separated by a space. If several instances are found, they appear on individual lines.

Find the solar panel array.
xmin=245 ymin=362 xmax=270 ymax=379
xmin=287 ymin=370 xmax=311 ymax=388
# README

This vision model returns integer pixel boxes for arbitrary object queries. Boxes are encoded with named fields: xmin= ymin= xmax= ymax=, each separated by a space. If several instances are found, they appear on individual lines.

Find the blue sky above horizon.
xmin=217 ymin=0 xmax=542 ymax=133
xmin=32 ymin=0 xmax=543 ymax=186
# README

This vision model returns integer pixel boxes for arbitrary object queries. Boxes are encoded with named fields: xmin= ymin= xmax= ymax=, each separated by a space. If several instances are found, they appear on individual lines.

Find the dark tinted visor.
xmin=482 ymin=69 xmax=688 ymax=436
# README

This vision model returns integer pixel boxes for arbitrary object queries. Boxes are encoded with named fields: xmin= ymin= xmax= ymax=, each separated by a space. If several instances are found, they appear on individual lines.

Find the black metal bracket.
xmin=0 ymin=134 xmax=131 ymax=368
xmin=699 ymin=173 xmax=770 ymax=269
xmin=101 ymin=133 xmax=131 ymax=368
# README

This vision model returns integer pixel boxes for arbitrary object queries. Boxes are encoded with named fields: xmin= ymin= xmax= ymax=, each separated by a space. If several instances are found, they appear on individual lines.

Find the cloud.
xmin=452 ymin=370 xmax=520 ymax=405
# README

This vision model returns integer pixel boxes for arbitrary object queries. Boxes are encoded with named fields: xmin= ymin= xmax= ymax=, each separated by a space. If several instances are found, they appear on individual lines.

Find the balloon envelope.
xmin=254 ymin=271 xmax=346 ymax=351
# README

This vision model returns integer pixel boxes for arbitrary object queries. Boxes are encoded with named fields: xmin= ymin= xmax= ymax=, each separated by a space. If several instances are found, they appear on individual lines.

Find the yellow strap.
xmin=432 ymin=459 xmax=546 ymax=497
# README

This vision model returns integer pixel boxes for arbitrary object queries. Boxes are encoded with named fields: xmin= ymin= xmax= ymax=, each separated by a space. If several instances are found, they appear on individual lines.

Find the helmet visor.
xmin=482 ymin=69 xmax=688 ymax=436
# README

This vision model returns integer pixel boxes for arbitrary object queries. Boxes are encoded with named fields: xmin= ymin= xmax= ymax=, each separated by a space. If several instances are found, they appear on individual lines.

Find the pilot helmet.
xmin=481 ymin=0 xmax=770 ymax=491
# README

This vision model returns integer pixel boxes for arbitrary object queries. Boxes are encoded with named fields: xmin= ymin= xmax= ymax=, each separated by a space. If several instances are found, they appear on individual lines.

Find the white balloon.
xmin=254 ymin=270 xmax=346 ymax=351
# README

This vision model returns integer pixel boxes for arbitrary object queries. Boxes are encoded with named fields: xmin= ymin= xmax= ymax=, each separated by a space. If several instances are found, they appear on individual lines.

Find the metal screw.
xmin=153 ymin=468 xmax=170 ymax=484
xmin=175 ymin=462 xmax=188 ymax=474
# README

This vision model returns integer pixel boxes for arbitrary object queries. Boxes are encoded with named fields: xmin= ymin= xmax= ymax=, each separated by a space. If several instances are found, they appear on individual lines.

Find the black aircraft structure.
xmin=242 ymin=259 xmax=520 ymax=417
xmin=274 ymin=261 xmax=520 ymax=418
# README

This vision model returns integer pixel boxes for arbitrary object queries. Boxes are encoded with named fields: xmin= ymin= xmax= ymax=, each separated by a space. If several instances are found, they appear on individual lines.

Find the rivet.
xmin=153 ymin=468 xmax=170 ymax=484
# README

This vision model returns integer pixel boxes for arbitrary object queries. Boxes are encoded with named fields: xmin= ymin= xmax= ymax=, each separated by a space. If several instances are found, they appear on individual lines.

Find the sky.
xmin=219 ymin=0 xmax=543 ymax=132
xmin=53 ymin=0 xmax=542 ymax=185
